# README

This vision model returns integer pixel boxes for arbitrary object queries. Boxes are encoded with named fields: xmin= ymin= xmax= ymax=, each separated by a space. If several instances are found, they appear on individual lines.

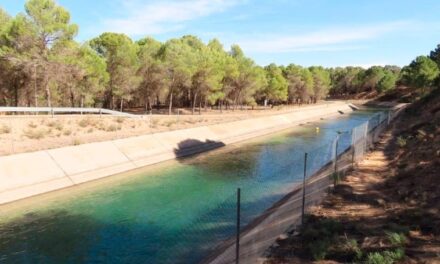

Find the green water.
xmin=0 ymin=110 xmax=380 ymax=264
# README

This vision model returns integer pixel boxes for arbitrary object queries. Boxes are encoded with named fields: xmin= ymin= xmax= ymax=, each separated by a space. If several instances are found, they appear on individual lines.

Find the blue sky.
xmin=2 ymin=0 xmax=440 ymax=67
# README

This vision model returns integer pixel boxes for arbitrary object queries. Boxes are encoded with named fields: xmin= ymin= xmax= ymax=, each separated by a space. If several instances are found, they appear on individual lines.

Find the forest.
xmin=1 ymin=0 xmax=440 ymax=113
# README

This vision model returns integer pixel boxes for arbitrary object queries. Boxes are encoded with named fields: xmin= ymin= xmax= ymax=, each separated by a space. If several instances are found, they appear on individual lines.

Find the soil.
xmin=263 ymin=89 xmax=440 ymax=263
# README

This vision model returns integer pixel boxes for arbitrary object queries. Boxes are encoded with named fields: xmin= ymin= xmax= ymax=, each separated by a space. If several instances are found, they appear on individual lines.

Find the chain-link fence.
xmin=201 ymin=109 xmax=399 ymax=264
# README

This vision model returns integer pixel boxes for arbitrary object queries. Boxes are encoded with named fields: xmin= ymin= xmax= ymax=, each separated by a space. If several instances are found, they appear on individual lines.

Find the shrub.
xmin=366 ymin=248 xmax=405 ymax=264
xmin=23 ymin=128 xmax=46 ymax=140
xmin=78 ymin=118 xmax=93 ymax=128
xmin=28 ymin=122 xmax=38 ymax=128
xmin=0 ymin=124 xmax=11 ymax=134
xmin=87 ymin=128 xmax=94 ymax=133
xmin=310 ymin=239 xmax=331 ymax=260
xmin=344 ymin=238 xmax=363 ymax=260
xmin=47 ymin=120 xmax=63 ymax=131
xmin=115 ymin=117 xmax=125 ymax=124
xmin=63 ymin=129 xmax=72 ymax=136
xmin=396 ymin=136 xmax=407 ymax=147
xmin=105 ymin=124 xmax=118 ymax=132
xmin=73 ymin=138 xmax=81 ymax=146
xmin=386 ymin=232 xmax=407 ymax=247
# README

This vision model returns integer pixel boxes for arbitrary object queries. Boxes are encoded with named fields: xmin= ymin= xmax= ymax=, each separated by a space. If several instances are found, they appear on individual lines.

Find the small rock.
xmin=376 ymin=198 xmax=386 ymax=206
xmin=417 ymin=129 xmax=427 ymax=136
xmin=278 ymin=234 xmax=288 ymax=240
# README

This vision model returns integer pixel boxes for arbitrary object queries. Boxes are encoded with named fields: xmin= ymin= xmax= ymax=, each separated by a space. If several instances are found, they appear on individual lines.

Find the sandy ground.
xmin=0 ymin=104 xmax=332 ymax=156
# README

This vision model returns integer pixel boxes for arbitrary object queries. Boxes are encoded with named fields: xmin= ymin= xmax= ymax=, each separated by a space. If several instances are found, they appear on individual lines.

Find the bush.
xmin=386 ymin=232 xmax=407 ymax=247
xmin=0 ymin=124 xmax=11 ymax=134
xmin=115 ymin=117 xmax=125 ymax=124
xmin=28 ymin=122 xmax=38 ymax=128
xmin=47 ymin=120 xmax=63 ymax=131
xmin=366 ymin=248 xmax=405 ymax=264
xmin=396 ymin=136 xmax=407 ymax=147
xmin=23 ymin=128 xmax=46 ymax=140
xmin=78 ymin=118 xmax=93 ymax=128
xmin=73 ymin=138 xmax=81 ymax=146
xmin=105 ymin=124 xmax=119 ymax=132
xmin=63 ymin=129 xmax=72 ymax=136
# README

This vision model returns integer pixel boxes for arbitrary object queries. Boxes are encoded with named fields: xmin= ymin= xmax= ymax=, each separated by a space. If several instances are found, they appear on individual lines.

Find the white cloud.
xmin=102 ymin=0 xmax=241 ymax=36
xmin=236 ymin=21 xmax=410 ymax=53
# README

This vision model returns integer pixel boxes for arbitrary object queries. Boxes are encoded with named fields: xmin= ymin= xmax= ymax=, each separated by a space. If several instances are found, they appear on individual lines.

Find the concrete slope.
xmin=0 ymin=102 xmax=352 ymax=204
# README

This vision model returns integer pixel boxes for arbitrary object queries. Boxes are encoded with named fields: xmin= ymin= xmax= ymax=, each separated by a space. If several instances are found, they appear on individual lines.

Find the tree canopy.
xmin=0 ymin=0 xmax=437 ymax=111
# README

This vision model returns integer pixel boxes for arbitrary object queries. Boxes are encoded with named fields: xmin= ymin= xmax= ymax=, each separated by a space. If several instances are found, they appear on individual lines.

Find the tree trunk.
xmin=46 ymin=87 xmax=51 ymax=108
xmin=120 ymin=98 xmax=124 ymax=112
xmin=168 ymin=91 xmax=173 ymax=115
xmin=192 ymin=92 xmax=198 ymax=115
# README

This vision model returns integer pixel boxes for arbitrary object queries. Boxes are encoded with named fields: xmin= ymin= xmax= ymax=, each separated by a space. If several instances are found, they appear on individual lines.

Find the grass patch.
xmin=366 ymin=248 xmax=405 ymax=264
xmin=23 ymin=128 xmax=47 ymax=140
xmin=47 ymin=120 xmax=63 ymax=131
xmin=115 ymin=117 xmax=125 ymax=124
xmin=78 ymin=118 xmax=94 ymax=128
xmin=105 ymin=124 xmax=121 ymax=132
xmin=397 ymin=136 xmax=407 ymax=148
xmin=28 ymin=122 xmax=38 ymax=128
xmin=73 ymin=138 xmax=81 ymax=146
xmin=0 ymin=124 xmax=11 ymax=134
xmin=63 ymin=129 xmax=72 ymax=136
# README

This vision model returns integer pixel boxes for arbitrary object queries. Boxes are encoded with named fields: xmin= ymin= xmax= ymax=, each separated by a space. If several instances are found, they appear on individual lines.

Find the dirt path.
xmin=264 ymin=128 xmax=440 ymax=263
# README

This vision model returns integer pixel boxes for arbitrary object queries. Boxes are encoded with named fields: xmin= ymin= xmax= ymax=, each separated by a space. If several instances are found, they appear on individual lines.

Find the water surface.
xmin=0 ymin=110 xmax=379 ymax=263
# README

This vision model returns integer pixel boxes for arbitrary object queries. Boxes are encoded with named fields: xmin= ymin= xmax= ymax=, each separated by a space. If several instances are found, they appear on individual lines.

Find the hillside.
xmin=264 ymin=88 xmax=440 ymax=263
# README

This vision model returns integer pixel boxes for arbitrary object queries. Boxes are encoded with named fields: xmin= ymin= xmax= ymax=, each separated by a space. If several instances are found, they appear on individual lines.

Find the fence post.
xmin=334 ymin=135 xmax=339 ymax=186
xmin=236 ymin=188 xmax=241 ymax=264
xmin=351 ymin=129 xmax=355 ymax=167
xmin=301 ymin=152 xmax=308 ymax=226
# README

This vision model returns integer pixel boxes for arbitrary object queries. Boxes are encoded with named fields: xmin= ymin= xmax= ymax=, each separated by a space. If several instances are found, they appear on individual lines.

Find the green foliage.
xmin=401 ymin=56 xmax=440 ymax=93
xmin=260 ymin=63 xmax=287 ymax=103
xmin=386 ymin=232 xmax=407 ymax=247
xmin=366 ymin=248 xmax=405 ymax=264
xmin=397 ymin=136 xmax=407 ymax=147
xmin=0 ymin=1 xmax=438 ymax=111
xmin=377 ymin=71 xmax=397 ymax=93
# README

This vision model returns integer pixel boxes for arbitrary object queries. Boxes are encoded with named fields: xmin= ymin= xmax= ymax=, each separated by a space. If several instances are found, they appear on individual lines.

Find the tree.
xmin=136 ymin=37 xmax=165 ymax=112
xmin=361 ymin=66 xmax=385 ymax=92
xmin=90 ymin=33 xmax=139 ymax=110
xmin=261 ymin=63 xmax=287 ymax=105
xmin=401 ymin=56 xmax=440 ymax=93
xmin=429 ymin=44 xmax=440 ymax=68
xmin=377 ymin=70 xmax=397 ymax=93
xmin=309 ymin=66 xmax=331 ymax=102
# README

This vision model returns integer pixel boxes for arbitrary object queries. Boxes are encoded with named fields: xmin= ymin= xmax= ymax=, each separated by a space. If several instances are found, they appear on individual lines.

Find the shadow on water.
xmin=0 ymin=210 xmax=164 ymax=264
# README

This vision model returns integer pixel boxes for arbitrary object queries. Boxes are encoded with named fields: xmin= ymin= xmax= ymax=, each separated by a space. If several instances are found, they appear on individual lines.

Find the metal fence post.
xmin=236 ymin=188 xmax=241 ymax=264
xmin=351 ymin=128 xmax=355 ymax=167
xmin=301 ymin=152 xmax=308 ymax=226
xmin=334 ymin=135 xmax=339 ymax=186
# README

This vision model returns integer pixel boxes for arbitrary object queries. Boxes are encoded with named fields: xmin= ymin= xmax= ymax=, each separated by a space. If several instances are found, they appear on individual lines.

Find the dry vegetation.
xmin=0 ymin=104 xmax=317 ymax=156
xmin=264 ymin=89 xmax=440 ymax=263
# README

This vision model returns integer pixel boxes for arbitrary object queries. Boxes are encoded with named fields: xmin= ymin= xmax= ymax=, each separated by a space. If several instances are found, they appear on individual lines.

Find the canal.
xmin=0 ymin=110 xmax=380 ymax=264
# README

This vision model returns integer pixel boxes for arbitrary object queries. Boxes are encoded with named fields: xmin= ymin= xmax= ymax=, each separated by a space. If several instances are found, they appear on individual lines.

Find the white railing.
xmin=0 ymin=107 xmax=138 ymax=118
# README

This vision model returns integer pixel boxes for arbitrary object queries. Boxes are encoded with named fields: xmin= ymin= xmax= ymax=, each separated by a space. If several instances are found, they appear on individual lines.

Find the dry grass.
xmin=23 ymin=128 xmax=47 ymax=140
xmin=0 ymin=124 xmax=11 ymax=134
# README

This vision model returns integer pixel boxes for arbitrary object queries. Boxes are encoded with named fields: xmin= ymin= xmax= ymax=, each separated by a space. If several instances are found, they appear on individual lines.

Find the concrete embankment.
xmin=0 ymin=102 xmax=353 ymax=204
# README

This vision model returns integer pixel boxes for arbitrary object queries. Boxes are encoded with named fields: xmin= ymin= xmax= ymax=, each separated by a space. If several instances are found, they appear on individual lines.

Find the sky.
xmin=2 ymin=0 xmax=440 ymax=67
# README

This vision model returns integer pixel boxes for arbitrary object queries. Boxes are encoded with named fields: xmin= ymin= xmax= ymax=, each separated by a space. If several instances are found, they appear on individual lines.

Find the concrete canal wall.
xmin=0 ymin=102 xmax=354 ymax=204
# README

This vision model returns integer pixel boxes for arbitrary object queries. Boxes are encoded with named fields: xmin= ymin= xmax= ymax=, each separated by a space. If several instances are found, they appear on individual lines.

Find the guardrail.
xmin=0 ymin=107 xmax=138 ymax=118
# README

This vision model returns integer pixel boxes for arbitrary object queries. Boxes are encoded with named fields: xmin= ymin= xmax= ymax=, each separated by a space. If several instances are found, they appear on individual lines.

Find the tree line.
xmin=1 ymin=0 xmax=439 ymax=114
